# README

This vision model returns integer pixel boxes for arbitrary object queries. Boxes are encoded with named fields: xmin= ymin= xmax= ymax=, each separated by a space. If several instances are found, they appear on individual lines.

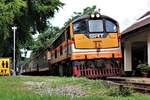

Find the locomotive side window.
xmin=105 ymin=20 xmax=117 ymax=32
xmin=73 ymin=20 xmax=87 ymax=33
xmin=66 ymin=26 xmax=71 ymax=39
xmin=88 ymin=20 xmax=104 ymax=32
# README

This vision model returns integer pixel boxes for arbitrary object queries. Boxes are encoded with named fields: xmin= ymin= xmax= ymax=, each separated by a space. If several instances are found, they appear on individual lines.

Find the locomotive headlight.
xmin=96 ymin=13 xmax=100 ymax=18
xmin=90 ymin=13 xmax=95 ymax=18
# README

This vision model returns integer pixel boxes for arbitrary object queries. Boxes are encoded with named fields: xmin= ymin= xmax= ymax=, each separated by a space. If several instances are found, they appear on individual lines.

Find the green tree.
xmin=0 ymin=0 xmax=64 ymax=58
xmin=0 ymin=0 xmax=26 ymax=57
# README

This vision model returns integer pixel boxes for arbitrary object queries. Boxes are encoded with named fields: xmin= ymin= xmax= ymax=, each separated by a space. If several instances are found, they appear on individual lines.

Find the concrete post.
xmin=124 ymin=41 xmax=132 ymax=71
xmin=12 ymin=26 xmax=17 ymax=75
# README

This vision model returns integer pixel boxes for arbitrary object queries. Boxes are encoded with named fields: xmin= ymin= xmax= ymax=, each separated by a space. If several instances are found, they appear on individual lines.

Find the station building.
xmin=122 ymin=11 xmax=150 ymax=75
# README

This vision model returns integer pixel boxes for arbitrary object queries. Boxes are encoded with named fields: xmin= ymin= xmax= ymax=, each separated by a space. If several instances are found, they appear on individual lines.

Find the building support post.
xmin=124 ymin=41 xmax=132 ymax=72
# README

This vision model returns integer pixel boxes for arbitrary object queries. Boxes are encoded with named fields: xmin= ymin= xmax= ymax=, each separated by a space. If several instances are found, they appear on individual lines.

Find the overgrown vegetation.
xmin=0 ymin=76 xmax=149 ymax=100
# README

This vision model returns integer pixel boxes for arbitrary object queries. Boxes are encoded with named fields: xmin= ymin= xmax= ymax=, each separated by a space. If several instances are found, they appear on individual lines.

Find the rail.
xmin=106 ymin=78 xmax=150 ymax=92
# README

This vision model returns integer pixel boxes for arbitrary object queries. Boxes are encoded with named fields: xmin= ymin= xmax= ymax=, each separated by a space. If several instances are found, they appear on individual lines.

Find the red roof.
xmin=122 ymin=11 xmax=150 ymax=35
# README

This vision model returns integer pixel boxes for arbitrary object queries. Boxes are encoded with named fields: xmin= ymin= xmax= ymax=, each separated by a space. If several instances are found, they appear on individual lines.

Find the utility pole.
xmin=12 ymin=26 xmax=17 ymax=75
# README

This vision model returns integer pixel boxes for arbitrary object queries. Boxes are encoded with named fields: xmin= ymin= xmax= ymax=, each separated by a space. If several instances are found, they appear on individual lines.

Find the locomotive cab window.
xmin=88 ymin=20 xmax=104 ymax=32
xmin=105 ymin=20 xmax=117 ymax=32
xmin=73 ymin=20 xmax=87 ymax=33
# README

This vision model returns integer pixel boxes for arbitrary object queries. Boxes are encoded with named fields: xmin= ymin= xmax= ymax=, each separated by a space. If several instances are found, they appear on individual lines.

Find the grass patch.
xmin=0 ymin=76 xmax=149 ymax=100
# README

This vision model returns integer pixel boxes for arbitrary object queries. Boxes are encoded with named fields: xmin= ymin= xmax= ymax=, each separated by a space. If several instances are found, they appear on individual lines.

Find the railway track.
xmin=106 ymin=77 xmax=150 ymax=93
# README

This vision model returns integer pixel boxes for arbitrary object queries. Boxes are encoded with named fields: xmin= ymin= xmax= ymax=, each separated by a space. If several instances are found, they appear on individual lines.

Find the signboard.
xmin=0 ymin=58 xmax=11 ymax=76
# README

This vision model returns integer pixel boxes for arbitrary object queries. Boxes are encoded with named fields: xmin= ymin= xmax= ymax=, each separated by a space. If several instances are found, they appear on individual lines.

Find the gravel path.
xmin=24 ymin=81 xmax=86 ymax=96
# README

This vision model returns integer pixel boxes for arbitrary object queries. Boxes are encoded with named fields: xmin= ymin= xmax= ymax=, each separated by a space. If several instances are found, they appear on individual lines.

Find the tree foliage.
xmin=27 ymin=0 xmax=64 ymax=33
xmin=73 ymin=5 xmax=96 ymax=17
xmin=32 ymin=25 xmax=60 ymax=53
xmin=0 ymin=0 xmax=64 ymax=57
xmin=0 ymin=0 xmax=26 ymax=57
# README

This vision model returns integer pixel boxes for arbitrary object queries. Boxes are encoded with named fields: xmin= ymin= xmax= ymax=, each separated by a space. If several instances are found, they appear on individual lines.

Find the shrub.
xmin=109 ymin=85 xmax=133 ymax=96
xmin=136 ymin=64 xmax=150 ymax=72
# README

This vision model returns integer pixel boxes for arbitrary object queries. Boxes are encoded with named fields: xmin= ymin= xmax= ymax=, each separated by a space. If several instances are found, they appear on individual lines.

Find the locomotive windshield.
xmin=88 ymin=19 xmax=117 ymax=33
xmin=73 ymin=18 xmax=117 ymax=33
xmin=88 ymin=20 xmax=103 ymax=32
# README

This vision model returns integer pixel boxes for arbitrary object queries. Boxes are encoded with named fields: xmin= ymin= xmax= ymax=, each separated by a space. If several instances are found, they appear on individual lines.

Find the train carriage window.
xmin=55 ymin=50 xmax=57 ymax=58
xmin=105 ymin=20 xmax=117 ymax=32
xmin=53 ymin=32 xmax=65 ymax=49
xmin=88 ymin=20 xmax=104 ymax=32
xmin=47 ymin=47 xmax=51 ymax=51
xmin=60 ymin=46 xmax=63 ymax=55
xmin=73 ymin=20 xmax=87 ymax=33
xmin=58 ymin=33 xmax=65 ymax=45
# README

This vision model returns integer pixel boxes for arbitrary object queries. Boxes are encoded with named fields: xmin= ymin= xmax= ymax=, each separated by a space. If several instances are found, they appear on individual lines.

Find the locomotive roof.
xmin=73 ymin=14 xmax=118 ymax=24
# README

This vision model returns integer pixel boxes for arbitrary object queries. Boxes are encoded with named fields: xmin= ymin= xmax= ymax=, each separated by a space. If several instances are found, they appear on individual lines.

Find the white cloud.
xmin=50 ymin=0 xmax=149 ymax=32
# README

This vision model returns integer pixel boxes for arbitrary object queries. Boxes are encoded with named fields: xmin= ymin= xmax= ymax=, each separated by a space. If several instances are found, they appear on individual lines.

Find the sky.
xmin=50 ymin=0 xmax=150 ymax=32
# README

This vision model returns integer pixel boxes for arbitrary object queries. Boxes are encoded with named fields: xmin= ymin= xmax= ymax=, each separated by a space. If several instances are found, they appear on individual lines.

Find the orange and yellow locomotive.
xmin=47 ymin=12 xmax=123 ymax=78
